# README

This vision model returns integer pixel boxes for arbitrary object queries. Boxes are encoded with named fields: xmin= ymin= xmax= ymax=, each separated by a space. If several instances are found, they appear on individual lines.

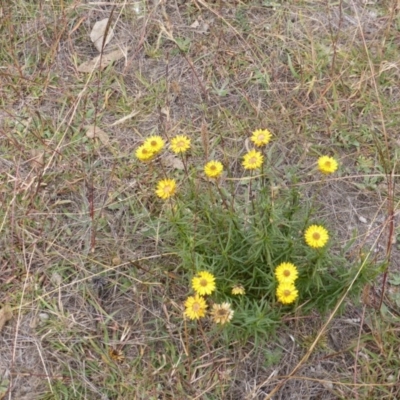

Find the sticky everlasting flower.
xmin=242 ymin=149 xmax=263 ymax=170
xmin=231 ymin=285 xmax=245 ymax=295
xmin=318 ymin=156 xmax=338 ymax=175
xmin=135 ymin=144 xmax=154 ymax=161
xmin=170 ymin=135 xmax=191 ymax=154
xmin=204 ymin=161 xmax=223 ymax=178
xmin=192 ymin=271 xmax=216 ymax=296
xmin=276 ymin=283 xmax=298 ymax=305
xmin=144 ymin=135 xmax=164 ymax=154
xmin=304 ymin=225 xmax=329 ymax=249
xmin=211 ymin=302 xmax=234 ymax=325
xmin=155 ymin=179 xmax=176 ymax=200
xmin=275 ymin=262 xmax=299 ymax=284
xmin=251 ymin=129 xmax=272 ymax=147
xmin=184 ymin=295 xmax=207 ymax=320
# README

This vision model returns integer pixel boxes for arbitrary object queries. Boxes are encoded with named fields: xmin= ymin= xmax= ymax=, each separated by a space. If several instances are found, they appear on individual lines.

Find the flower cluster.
xmin=275 ymin=262 xmax=299 ymax=305
xmin=135 ymin=135 xmax=165 ymax=162
xmin=184 ymin=271 xmax=234 ymax=325
xmin=274 ymin=223 xmax=330 ymax=305
xmin=135 ymin=128 xmax=340 ymax=326
xmin=241 ymin=128 xmax=272 ymax=171
xmin=135 ymin=134 xmax=191 ymax=200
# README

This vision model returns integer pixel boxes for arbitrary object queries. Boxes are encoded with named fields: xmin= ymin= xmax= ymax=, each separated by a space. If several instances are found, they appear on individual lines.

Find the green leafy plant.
xmin=136 ymin=129 xmax=378 ymax=341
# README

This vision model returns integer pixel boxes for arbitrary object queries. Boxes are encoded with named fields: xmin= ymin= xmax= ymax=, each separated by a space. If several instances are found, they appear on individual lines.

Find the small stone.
xmin=39 ymin=313 xmax=49 ymax=321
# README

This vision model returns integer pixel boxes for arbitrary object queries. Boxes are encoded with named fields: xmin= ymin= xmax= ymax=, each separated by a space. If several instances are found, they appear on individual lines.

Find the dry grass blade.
xmin=0 ymin=305 xmax=12 ymax=332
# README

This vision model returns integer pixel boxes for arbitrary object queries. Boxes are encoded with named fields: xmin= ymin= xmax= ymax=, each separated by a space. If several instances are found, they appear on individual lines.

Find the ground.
xmin=1 ymin=0 xmax=400 ymax=399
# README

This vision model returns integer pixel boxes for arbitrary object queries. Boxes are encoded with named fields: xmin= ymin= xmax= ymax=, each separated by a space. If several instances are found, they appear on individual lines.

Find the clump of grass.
xmin=135 ymin=130 xmax=379 ymax=342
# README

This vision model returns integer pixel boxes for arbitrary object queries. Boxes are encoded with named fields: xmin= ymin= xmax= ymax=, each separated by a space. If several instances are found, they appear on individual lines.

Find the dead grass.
xmin=1 ymin=0 xmax=400 ymax=399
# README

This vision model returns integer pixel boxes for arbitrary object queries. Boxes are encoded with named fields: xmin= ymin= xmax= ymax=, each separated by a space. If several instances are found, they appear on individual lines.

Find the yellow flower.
xmin=251 ymin=129 xmax=272 ymax=147
xmin=231 ymin=285 xmax=245 ymax=295
xmin=144 ymin=135 xmax=164 ymax=154
xmin=242 ymin=149 xmax=263 ymax=170
xmin=211 ymin=302 xmax=234 ymax=325
xmin=184 ymin=295 xmax=207 ymax=320
xmin=304 ymin=225 xmax=329 ymax=249
xmin=275 ymin=262 xmax=299 ymax=284
xmin=155 ymin=179 xmax=176 ymax=200
xmin=192 ymin=271 xmax=216 ymax=296
xmin=204 ymin=161 xmax=223 ymax=178
xmin=135 ymin=144 xmax=154 ymax=161
xmin=170 ymin=135 xmax=191 ymax=154
xmin=318 ymin=156 xmax=338 ymax=175
xmin=276 ymin=283 xmax=298 ymax=305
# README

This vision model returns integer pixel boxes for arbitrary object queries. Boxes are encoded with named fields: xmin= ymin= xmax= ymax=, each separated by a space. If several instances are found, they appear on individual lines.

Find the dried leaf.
xmin=163 ymin=154 xmax=184 ymax=170
xmin=90 ymin=18 xmax=114 ymax=52
xmin=0 ymin=304 xmax=12 ymax=332
xmin=190 ymin=19 xmax=209 ymax=34
xmin=77 ymin=47 xmax=128 ymax=73
xmin=50 ymin=272 xmax=63 ymax=286
xmin=160 ymin=106 xmax=170 ymax=118
xmin=29 ymin=149 xmax=44 ymax=170
xmin=86 ymin=125 xmax=110 ymax=146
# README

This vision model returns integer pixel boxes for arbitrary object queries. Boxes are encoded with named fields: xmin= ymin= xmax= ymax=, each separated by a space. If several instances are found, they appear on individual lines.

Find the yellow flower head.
xmin=242 ymin=149 xmax=263 ymax=170
xmin=231 ymin=285 xmax=245 ymax=295
xmin=318 ymin=156 xmax=338 ymax=175
xmin=170 ymin=135 xmax=191 ymax=154
xmin=251 ymin=129 xmax=272 ymax=147
xmin=204 ymin=161 xmax=223 ymax=178
xmin=211 ymin=302 xmax=234 ymax=325
xmin=155 ymin=179 xmax=176 ymax=200
xmin=184 ymin=295 xmax=207 ymax=320
xmin=275 ymin=262 xmax=299 ymax=284
xmin=304 ymin=225 xmax=329 ymax=248
xmin=192 ymin=271 xmax=216 ymax=296
xmin=276 ymin=283 xmax=298 ymax=305
xmin=144 ymin=135 xmax=164 ymax=154
xmin=135 ymin=144 xmax=154 ymax=162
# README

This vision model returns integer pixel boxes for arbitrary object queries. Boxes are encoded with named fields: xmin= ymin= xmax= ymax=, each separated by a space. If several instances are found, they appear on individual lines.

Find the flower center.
xmin=312 ymin=232 xmax=321 ymax=240
xmin=177 ymin=141 xmax=185 ymax=148
xmin=151 ymin=141 xmax=157 ymax=147
xmin=325 ymin=161 xmax=331 ymax=168
xmin=249 ymin=157 xmax=257 ymax=164
xmin=217 ymin=309 xmax=227 ymax=317
xmin=200 ymin=279 xmax=208 ymax=287
xmin=258 ymin=134 xmax=265 ymax=141
xmin=164 ymin=185 xmax=171 ymax=194
xmin=192 ymin=303 xmax=200 ymax=312
xmin=283 ymin=289 xmax=291 ymax=297
xmin=283 ymin=270 xmax=290 ymax=277
xmin=210 ymin=165 xmax=216 ymax=171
